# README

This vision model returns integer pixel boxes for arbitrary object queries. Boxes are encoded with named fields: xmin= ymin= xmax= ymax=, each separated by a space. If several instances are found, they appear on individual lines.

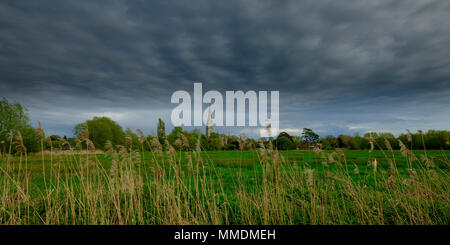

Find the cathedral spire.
xmin=206 ymin=106 xmax=213 ymax=137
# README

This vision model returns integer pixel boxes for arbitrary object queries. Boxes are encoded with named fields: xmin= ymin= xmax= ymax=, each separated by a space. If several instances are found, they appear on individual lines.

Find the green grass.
xmin=1 ymin=149 xmax=449 ymax=225
xmin=6 ymin=150 xmax=448 ymax=194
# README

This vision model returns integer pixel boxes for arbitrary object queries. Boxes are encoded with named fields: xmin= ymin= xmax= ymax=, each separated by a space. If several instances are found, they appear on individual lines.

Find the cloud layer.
xmin=0 ymin=0 xmax=449 ymax=137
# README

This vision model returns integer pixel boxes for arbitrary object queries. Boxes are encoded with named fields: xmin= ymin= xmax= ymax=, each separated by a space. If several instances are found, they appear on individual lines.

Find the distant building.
xmin=206 ymin=106 xmax=214 ymax=137
xmin=277 ymin=132 xmax=294 ymax=142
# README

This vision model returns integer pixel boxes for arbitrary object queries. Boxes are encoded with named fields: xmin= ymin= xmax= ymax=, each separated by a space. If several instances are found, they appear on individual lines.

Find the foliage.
xmin=209 ymin=137 xmax=223 ymax=151
xmin=277 ymin=136 xmax=295 ymax=150
xmin=224 ymin=136 xmax=240 ymax=150
xmin=207 ymin=132 xmax=223 ymax=150
xmin=337 ymin=135 xmax=360 ymax=149
xmin=168 ymin=126 xmax=183 ymax=149
xmin=0 ymin=98 xmax=39 ymax=153
xmin=125 ymin=128 xmax=140 ymax=150
xmin=321 ymin=135 xmax=339 ymax=150
xmin=73 ymin=117 xmax=125 ymax=150
xmin=302 ymin=128 xmax=319 ymax=144
xmin=157 ymin=118 xmax=167 ymax=150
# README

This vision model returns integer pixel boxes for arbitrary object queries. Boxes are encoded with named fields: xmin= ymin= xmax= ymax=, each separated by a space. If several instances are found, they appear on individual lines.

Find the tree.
xmin=277 ymin=136 xmax=295 ymax=150
xmin=321 ymin=135 xmax=339 ymax=150
xmin=144 ymin=134 xmax=159 ymax=152
xmin=337 ymin=135 xmax=359 ymax=149
xmin=0 ymin=98 xmax=39 ymax=153
xmin=125 ymin=128 xmax=140 ymax=150
xmin=157 ymin=118 xmax=168 ymax=150
xmin=425 ymin=130 xmax=449 ymax=149
xmin=168 ymin=126 xmax=183 ymax=147
xmin=200 ymin=134 xmax=209 ymax=150
xmin=224 ymin=136 xmax=240 ymax=150
xmin=292 ymin=136 xmax=302 ymax=149
xmin=375 ymin=132 xmax=397 ymax=150
xmin=302 ymin=128 xmax=319 ymax=144
xmin=74 ymin=117 xmax=125 ymax=150
xmin=209 ymin=137 xmax=223 ymax=151
xmin=49 ymin=135 xmax=60 ymax=141
xmin=205 ymin=132 xmax=223 ymax=150
xmin=353 ymin=134 xmax=370 ymax=150
xmin=48 ymin=135 xmax=62 ymax=149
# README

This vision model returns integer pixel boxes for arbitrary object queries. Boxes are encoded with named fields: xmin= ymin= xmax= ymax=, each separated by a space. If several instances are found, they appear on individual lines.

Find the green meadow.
xmin=1 ymin=149 xmax=449 ymax=225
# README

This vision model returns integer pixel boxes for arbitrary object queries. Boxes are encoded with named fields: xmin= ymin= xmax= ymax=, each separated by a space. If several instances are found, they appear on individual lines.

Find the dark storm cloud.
xmin=0 ymin=0 xmax=449 ymax=137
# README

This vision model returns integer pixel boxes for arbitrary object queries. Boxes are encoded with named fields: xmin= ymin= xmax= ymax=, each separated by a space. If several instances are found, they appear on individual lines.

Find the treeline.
xmin=0 ymin=98 xmax=449 ymax=154
xmin=267 ymin=129 xmax=450 ymax=151
xmin=318 ymin=131 xmax=450 ymax=150
xmin=53 ymin=118 xmax=450 ymax=152
xmin=72 ymin=116 xmax=257 ymax=152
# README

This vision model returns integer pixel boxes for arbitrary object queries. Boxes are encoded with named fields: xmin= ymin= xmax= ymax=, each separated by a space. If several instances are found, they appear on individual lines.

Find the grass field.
xmin=1 ymin=147 xmax=449 ymax=225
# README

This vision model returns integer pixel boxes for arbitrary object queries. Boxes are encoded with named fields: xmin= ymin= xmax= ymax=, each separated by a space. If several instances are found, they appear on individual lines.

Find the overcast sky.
xmin=0 ymin=0 xmax=449 ymax=138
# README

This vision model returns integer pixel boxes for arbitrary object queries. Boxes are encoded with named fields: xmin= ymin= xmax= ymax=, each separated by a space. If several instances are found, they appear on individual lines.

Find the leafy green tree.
xmin=186 ymin=129 xmax=202 ymax=149
xmin=125 ymin=128 xmax=140 ymax=150
xmin=320 ymin=138 xmax=331 ymax=150
xmin=353 ymin=134 xmax=370 ymax=150
xmin=425 ymin=130 xmax=449 ymax=149
xmin=375 ymin=132 xmax=397 ymax=150
xmin=325 ymin=135 xmax=339 ymax=149
xmin=302 ymin=128 xmax=319 ymax=144
xmin=144 ymin=134 xmax=159 ymax=152
xmin=364 ymin=132 xmax=378 ymax=138
xmin=277 ymin=136 xmax=295 ymax=150
xmin=49 ymin=135 xmax=60 ymax=141
xmin=46 ymin=135 xmax=62 ymax=149
xmin=168 ymin=126 xmax=183 ymax=147
xmin=157 ymin=118 xmax=168 ymax=150
xmin=0 ymin=98 xmax=39 ymax=153
xmin=224 ymin=136 xmax=240 ymax=150
xmin=200 ymin=134 xmax=209 ymax=150
xmin=320 ymin=137 xmax=336 ymax=150
xmin=397 ymin=131 xmax=420 ymax=150
xmin=337 ymin=135 xmax=359 ymax=149
xmin=74 ymin=117 xmax=125 ymax=150
xmin=209 ymin=137 xmax=223 ymax=151
xmin=67 ymin=137 xmax=76 ymax=148
xmin=292 ymin=136 xmax=302 ymax=149
xmin=206 ymin=132 xmax=223 ymax=150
